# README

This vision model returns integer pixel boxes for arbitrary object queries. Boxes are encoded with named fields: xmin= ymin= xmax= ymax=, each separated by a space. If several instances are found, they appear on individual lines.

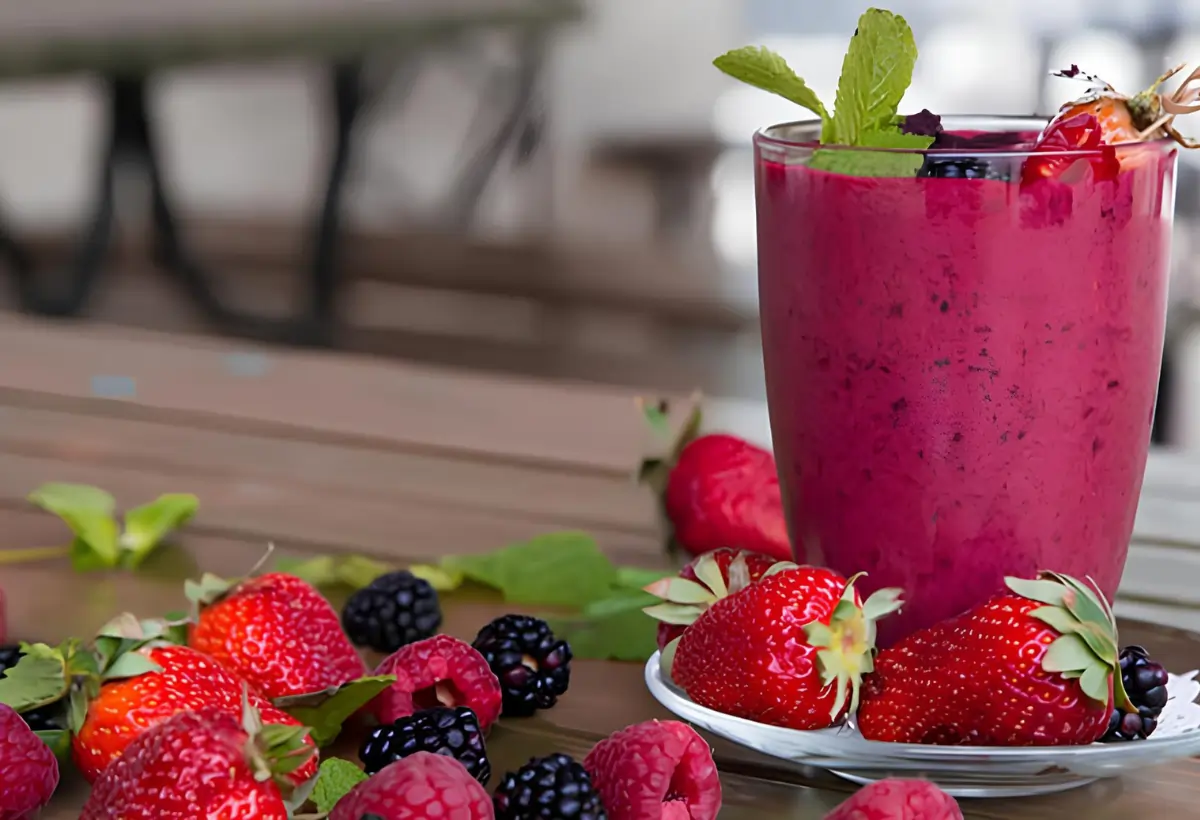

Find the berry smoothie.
xmin=756 ymin=124 xmax=1177 ymax=646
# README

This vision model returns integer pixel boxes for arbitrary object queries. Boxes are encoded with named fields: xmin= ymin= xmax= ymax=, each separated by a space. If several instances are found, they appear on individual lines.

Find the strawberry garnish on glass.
xmin=1025 ymin=62 xmax=1200 ymax=184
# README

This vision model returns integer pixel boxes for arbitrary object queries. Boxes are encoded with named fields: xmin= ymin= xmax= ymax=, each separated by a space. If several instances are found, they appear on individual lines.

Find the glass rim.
xmin=754 ymin=115 xmax=1178 ymax=158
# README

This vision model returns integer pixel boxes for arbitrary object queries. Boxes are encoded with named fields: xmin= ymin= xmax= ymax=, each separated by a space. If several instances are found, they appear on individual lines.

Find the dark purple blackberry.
xmin=472 ymin=615 xmax=572 ymax=717
xmin=359 ymin=706 xmax=490 ymax=783
xmin=493 ymin=753 xmax=607 ymax=820
xmin=1099 ymin=645 xmax=1169 ymax=742
xmin=918 ymin=156 xmax=1013 ymax=181
xmin=341 ymin=570 xmax=442 ymax=653
xmin=0 ymin=645 xmax=65 ymax=732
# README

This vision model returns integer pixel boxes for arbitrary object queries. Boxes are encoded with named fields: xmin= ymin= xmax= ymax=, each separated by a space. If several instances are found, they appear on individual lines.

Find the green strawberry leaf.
xmin=28 ymin=483 xmax=120 ymax=571
xmin=442 ymin=532 xmax=618 ymax=608
xmin=0 ymin=642 xmax=71 ymax=713
xmin=121 ymin=493 xmax=199 ymax=568
xmin=713 ymin=45 xmax=830 ymax=123
xmin=1042 ymin=633 xmax=1094 ymax=674
xmin=808 ymin=130 xmax=934 ymax=177
xmin=827 ymin=8 xmax=919 ymax=145
xmin=548 ymin=606 xmax=659 ymax=662
xmin=35 ymin=728 xmax=71 ymax=760
xmin=274 ymin=675 xmax=396 ymax=747
xmin=310 ymin=758 xmax=369 ymax=813
xmin=184 ymin=572 xmax=236 ymax=607
xmin=103 ymin=652 xmax=163 ymax=681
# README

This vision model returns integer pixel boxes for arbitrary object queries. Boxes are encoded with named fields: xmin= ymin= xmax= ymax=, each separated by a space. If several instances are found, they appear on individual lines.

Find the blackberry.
xmin=341 ymin=570 xmax=442 ymax=653
xmin=918 ymin=156 xmax=1012 ymax=181
xmin=0 ymin=645 xmax=65 ymax=732
xmin=359 ymin=706 xmax=490 ymax=783
xmin=1099 ymin=645 xmax=1169 ymax=742
xmin=472 ymin=615 xmax=572 ymax=717
xmin=493 ymin=753 xmax=607 ymax=820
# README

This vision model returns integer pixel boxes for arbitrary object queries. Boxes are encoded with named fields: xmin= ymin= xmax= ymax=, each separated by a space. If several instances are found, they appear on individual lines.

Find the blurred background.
xmin=3 ymin=0 xmax=1200 ymax=447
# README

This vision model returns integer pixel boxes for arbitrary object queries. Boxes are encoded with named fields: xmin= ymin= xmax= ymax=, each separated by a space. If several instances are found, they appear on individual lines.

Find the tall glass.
xmin=755 ymin=117 xmax=1177 ymax=647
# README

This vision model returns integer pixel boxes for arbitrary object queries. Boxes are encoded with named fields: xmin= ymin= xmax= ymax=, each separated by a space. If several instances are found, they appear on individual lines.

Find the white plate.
xmin=644 ymin=651 xmax=1200 ymax=798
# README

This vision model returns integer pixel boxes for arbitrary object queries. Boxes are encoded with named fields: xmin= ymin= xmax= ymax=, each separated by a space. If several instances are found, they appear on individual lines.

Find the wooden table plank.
xmin=0 ymin=399 xmax=657 ymax=535
xmin=0 ymin=317 xmax=681 ymax=474
xmin=0 ymin=0 xmax=582 ymax=77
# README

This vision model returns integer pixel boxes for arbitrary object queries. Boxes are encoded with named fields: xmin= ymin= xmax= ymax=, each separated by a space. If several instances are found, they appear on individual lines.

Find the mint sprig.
xmin=714 ymin=7 xmax=935 ymax=178
xmin=27 ymin=482 xmax=198 ymax=572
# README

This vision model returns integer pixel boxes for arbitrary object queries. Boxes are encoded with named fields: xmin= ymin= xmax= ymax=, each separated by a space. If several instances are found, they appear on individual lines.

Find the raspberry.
xmin=330 ymin=751 xmax=493 ymax=820
xmin=359 ymin=706 xmax=490 ymax=783
xmin=342 ymin=570 xmax=443 ymax=654
xmin=494 ymin=753 xmax=607 ymax=820
xmin=472 ymin=615 xmax=572 ymax=717
xmin=0 ymin=703 xmax=60 ymax=819
xmin=0 ymin=645 xmax=67 ymax=732
xmin=372 ymin=634 xmax=503 ymax=730
xmin=822 ymin=779 xmax=963 ymax=820
xmin=582 ymin=720 xmax=720 ymax=820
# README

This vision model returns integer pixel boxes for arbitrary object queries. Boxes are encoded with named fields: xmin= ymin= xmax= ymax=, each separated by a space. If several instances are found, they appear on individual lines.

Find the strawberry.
xmin=1021 ymin=112 xmax=1120 ymax=184
xmin=856 ymin=571 xmax=1136 ymax=746
xmin=664 ymin=566 xmax=902 ymax=730
xmin=1050 ymin=63 xmax=1200 ymax=148
xmin=643 ymin=548 xmax=786 ymax=650
xmin=80 ymin=701 xmax=315 ymax=819
xmin=187 ymin=571 xmax=367 ymax=700
xmin=637 ymin=396 xmax=793 ymax=563
xmin=0 ymin=618 xmax=317 ymax=784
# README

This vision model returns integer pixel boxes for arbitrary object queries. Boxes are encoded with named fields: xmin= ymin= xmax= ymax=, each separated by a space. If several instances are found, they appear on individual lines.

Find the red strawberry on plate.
xmin=81 ymin=702 xmax=314 ymax=819
xmin=857 ymin=571 xmax=1134 ymax=746
xmin=372 ymin=634 xmax=503 ymax=730
xmin=666 ymin=565 xmax=902 ymax=730
xmin=187 ymin=571 xmax=367 ymax=700
xmin=637 ymin=395 xmax=794 ymax=563
xmin=644 ymin=547 xmax=786 ymax=650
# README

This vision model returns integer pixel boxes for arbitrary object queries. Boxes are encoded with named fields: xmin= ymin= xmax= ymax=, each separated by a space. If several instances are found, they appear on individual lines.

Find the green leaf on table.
xmin=28 ymin=483 xmax=120 ymax=571
xmin=442 ymin=532 xmax=618 ymax=608
xmin=0 ymin=642 xmax=71 ymax=713
xmin=120 ymin=493 xmax=199 ymax=568
xmin=583 ymin=591 xmax=658 ymax=620
xmin=409 ymin=562 xmax=465 ymax=592
xmin=274 ymin=675 xmax=396 ymax=747
xmin=713 ymin=45 xmax=830 ymax=123
xmin=827 ymin=8 xmax=919 ymax=145
xmin=35 ymin=729 xmax=72 ymax=760
xmin=310 ymin=758 xmax=369 ymax=814
xmin=549 ymin=606 xmax=660 ymax=662
xmin=808 ymin=129 xmax=934 ymax=178
xmin=275 ymin=554 xmax=394 ymax=594
xmin=614 ymin=566 xmax=672 ymax=592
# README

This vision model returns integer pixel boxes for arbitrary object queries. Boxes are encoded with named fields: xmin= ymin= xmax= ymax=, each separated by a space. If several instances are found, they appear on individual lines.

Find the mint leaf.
xmin=0 ymin=643 xmax=70 ymax=713
xmin=713 ymin=46 xmax=829 ymax=123
xmin=808 ymin=130 xmax=934 ymax=177
xmin=28 ymin=483 xmax=120 ymax=571
xmin=274 ymin=675 xmax=396 ymax=747
xmin=310 ymin=758 xmax=369 ymax=813
xmin=614 ymin=567 xmax=672 ymax=592
xmin=827 ymin=9 xmax=918 ymax=144
xmin=409 ymin=563 xmax=464 ymax=592
xmin=549 ymin=606 xmax=660 ymax=662
xmin=121 ymin=493 xmax=199 ymax=568
xmin=442 ymin=532 xmax=618 ymax=608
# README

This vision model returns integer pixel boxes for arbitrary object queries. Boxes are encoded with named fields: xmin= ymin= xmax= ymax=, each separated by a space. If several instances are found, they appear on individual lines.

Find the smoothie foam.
xmin=756 ymin=143 xmax=1175 ymax=646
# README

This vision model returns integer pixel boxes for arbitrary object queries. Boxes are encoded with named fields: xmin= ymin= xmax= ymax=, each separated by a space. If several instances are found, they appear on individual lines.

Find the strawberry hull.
xmin=755 ymin=119 xmax=1177 ymax=647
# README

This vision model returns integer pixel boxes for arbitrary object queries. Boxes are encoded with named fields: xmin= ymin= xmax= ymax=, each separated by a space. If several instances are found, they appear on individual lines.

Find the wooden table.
xmin=0 ymin=315 xmax=1197 ymax=817
xmin=0 ymin=0 xmax=581 ymax=345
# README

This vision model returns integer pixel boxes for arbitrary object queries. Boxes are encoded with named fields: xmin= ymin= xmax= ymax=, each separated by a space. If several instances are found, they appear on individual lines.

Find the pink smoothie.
xmin=756 ymin=138 xmax=1176 ymax=647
